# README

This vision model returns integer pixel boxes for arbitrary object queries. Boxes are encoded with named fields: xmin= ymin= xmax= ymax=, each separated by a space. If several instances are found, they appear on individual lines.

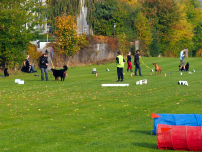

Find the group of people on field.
xmin=24 ymin=48 xmax=187 ymax=82
xmin=116 ymin=50 xmax=142 ymax=82
xmin=116 ymin=48 xmax=187 ymax=82
xmin=24 ymin=50 xmax=49 ymax=81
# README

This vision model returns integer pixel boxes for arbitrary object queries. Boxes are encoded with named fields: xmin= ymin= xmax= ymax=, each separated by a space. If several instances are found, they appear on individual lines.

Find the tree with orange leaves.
xmin=54 ymin=14 xmax=88 ymax=57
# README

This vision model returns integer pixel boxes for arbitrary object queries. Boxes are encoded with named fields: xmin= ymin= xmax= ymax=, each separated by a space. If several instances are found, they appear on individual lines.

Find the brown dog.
xmin=153 ymin=63 xmax=161 ymax=76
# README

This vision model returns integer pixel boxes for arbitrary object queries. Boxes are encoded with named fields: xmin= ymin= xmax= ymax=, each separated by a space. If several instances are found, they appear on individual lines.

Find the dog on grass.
xmin=153 ymin=63 xmax=162 ymax=76
xmin=50 ymin=65 xmax=68 ymax=81
xmin=179 ymin=62 xmax=189 ymax=71
xmin=4 ymin=68 xmax=9 ymax=77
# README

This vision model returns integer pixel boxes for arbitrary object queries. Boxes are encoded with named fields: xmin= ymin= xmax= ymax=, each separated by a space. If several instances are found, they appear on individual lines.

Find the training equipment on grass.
xmin=15 ymin=79 xmax=25 ymax=84
xmin=157 ymin=124 xmax=202 ymax=151
xmin=151 ymin=69 xmax=154 ymax=72
xmin=92 ymin=68 xmax=96 ymax=74
xmin=136 ymin=79 xmax=147 ymax=85
xmin=102 ymin=84 xmax=129 ymax=87
xmin=18 ymin=80 xmax=25 ymax=84
xmin=152 ymin=114 xmax=202 ymax=135
xmin=178 ymin=81 xmax=188 ymax=86
xmin=106 ymin=68 xmax=110 ymax=71
xmin=15 ymin=79 xmax=21 ymax=83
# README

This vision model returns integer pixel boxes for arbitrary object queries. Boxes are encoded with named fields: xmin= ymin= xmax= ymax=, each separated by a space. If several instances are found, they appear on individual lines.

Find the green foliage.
xmin=134 ymin=12 xmax=152 ymax=54
xmin=192 ymin=22 xmax=202 ymax=56
xmin=150 ymin=28 xmax=161 ymax=57
xmin=87 ymin=0 xmax=139 ymax=40
xmin=0 ymin=0 xmax=46 ymax=69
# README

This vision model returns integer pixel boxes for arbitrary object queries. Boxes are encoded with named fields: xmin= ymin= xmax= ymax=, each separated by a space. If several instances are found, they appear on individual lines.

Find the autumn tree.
xmin=54 ymin=14 xmax=88 ymax=57
xmin=134 ymin=12 xmax=152 ymax=54
xmin=27 ymin=44 xmax=42 ymax=66
xmin=117 ymin=33 xmax=129 ymax=55
xmin=46 ymin=0 xmax=80 ymax=33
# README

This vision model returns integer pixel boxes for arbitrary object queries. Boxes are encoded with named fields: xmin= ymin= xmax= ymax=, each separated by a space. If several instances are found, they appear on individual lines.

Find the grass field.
xmin=0 ymin=57 xmax=202 ymax=152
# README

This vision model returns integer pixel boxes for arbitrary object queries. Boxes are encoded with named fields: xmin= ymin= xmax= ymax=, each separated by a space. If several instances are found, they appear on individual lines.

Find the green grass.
xmin=0 ymin=57 xmax=202 ymax=152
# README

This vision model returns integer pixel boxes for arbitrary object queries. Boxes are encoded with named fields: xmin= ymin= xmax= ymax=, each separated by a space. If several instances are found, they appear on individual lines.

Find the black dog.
xmin=179 ymin=62 xmax=189 ymax=71
xmin=50 ymin=65 xmax=68 ymax=81
xmin=4 ymin=68 xmax=9 ymax=77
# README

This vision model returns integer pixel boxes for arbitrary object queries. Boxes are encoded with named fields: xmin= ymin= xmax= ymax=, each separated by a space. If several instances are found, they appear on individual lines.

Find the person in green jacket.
xmin=116 ymin=50 xmax=125 ymax=82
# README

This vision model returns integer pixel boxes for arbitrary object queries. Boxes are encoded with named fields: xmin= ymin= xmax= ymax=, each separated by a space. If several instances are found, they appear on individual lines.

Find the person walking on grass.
xmin=40 ymin=50 xmax=49 ymax=81
xmin=134 ymin=50 xmax=143 ymax=76
xmin=116 ymin=50 xmax=125 ymax=82
xmin=180 ymin=48 xmax=186 ymax=71
xmin=127 ymin=51 xmax=133 ymax=72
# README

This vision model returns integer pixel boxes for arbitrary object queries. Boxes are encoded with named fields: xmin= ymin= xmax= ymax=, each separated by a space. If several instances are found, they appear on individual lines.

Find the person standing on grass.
xmin=40 ymin=50 xmax=49 ymax=81
xmin=180 ymin=48 xmax=186 ymax=71
xmin=116 ymin=50 xmax=125 ymax=82
xmin=127 ymin=52 xmax=133 ymax=72
xmin=134 ymin=50 xmax=143 ymax=76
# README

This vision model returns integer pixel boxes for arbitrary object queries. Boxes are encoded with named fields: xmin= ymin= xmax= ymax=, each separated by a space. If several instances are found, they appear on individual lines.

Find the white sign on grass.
xmin=102 ymin=84 xmax=129 ymax=87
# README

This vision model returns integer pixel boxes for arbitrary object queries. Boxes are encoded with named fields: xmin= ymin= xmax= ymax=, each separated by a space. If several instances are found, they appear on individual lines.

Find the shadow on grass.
xmin=131 ymin=142 xmax=157 ymax=149
xmin=130 ymin=130 xmax=151 ymax=135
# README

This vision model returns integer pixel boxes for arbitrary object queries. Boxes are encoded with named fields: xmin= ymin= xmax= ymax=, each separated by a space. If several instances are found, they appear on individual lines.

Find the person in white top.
xmin=180 ymin=48 xmax=186 ymax=71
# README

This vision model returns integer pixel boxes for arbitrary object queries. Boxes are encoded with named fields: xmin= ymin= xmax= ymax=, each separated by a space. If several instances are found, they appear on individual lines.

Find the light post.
xmin=47 ymin=26 xmax=51 ymax=42
xmin=114 ymin=23 xmax=116 ymax=38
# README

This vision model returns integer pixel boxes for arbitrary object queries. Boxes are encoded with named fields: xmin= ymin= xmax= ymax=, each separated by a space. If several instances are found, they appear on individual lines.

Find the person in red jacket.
xmin=127 ymin=52 xmax=133 ymax=72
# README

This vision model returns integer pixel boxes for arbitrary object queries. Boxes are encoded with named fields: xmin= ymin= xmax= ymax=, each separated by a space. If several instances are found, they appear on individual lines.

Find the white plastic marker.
xmin=136 ymin=79 xmax=147 ymax=85
xmin=102 ymin=84 xmax=129 ymax=87
xmin=18 ymin=80 xmax=25 ymax=84
xmin=178 ymin=81 xmax=188 ymax=86
xmin=15 ymin=79 xmax=21 ymax=83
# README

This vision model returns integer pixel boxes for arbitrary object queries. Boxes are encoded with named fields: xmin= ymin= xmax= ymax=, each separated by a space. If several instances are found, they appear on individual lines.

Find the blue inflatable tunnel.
xmin=152 ymin=114 xmax=202 ymax=135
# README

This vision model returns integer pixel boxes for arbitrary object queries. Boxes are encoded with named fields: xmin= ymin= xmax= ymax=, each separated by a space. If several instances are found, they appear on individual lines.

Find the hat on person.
xmin=117 ymin=50 xmax=121 ymax=54
xmin=45 ymin=49 xmax=49 ymax=55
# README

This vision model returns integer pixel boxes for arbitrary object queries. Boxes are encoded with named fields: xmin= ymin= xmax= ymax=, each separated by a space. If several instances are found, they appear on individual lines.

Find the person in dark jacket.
xmin=116 ymin=50 xmax=125 ymax=82
xmin=134 ymin=50 xmax=143 ymax=76
xmin=40 ymin=50 xmax=49 ymax=81
xmin=127 ymin=52 xmax=133 ymax=72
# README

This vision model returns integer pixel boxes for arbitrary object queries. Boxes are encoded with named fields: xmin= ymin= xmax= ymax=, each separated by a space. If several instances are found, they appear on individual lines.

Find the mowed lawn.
xmin=0 ymin=57 xmax=202 ymax=152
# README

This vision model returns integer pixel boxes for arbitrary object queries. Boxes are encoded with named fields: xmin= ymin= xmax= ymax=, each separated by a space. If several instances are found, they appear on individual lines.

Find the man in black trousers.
xmin=40 ymin=50 xmax=49 ymax=81
xmin=116 ymin=50 xmax=125 ymax=82
xmin=134 ymin=50 xmax=143 ymax=76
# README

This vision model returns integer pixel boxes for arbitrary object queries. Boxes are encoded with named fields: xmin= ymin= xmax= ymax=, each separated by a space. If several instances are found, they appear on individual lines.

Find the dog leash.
xmin=51 ymin=60 xmax=55 ymax=69
xmin=140 ymin=58 xmax=150 ymax=68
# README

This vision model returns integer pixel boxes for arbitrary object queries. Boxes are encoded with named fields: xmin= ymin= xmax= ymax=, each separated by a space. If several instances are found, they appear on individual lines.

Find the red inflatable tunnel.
xmin=157 ymin=124 xmax=202 ymax=151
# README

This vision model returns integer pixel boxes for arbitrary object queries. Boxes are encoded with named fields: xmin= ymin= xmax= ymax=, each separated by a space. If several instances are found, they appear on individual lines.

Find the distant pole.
xmin=47 ymin=26 xmax=51 ymax=42
xmin=47 ymin=26 xmax=49 ymax=42
xmin=186 ymin=49 xmax=188 ymax=57
xmin=135 ymin=40 xmax=139 ymax=51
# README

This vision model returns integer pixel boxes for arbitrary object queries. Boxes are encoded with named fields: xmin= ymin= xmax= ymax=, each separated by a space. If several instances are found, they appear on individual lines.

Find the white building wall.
xmin=77 ymin=0 xmax=89 ymax=35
